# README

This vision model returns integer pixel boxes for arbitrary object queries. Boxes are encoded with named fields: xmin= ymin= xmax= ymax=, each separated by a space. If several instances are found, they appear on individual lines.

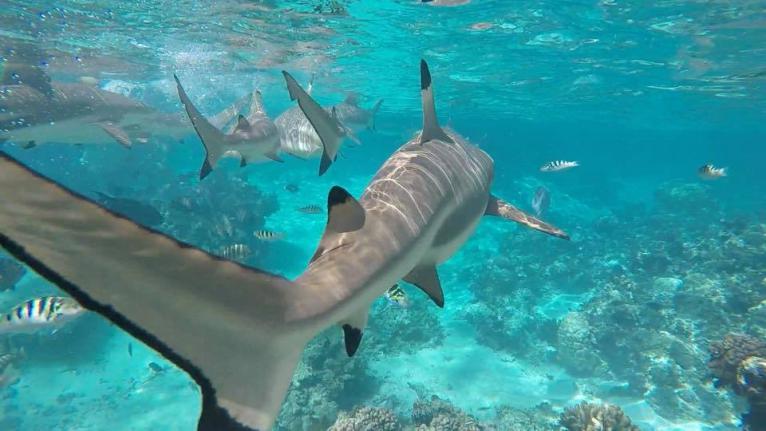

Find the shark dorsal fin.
xmin=404 ymin=265 xmax=444 ymax=307
xmin=419 ymin=60 xmax=453 ymax=145
xmin=344 ymin=92 xmax=359 ymax=106
xmin=326 ymin=186 xmax=365 ymax=233
xmin=234 ymin=115 xmax=250 ymax=132
xmin=250 ymin=90 xmax=266 ymax=115
xmin=485 ymin=195 xmax=570 ymax=239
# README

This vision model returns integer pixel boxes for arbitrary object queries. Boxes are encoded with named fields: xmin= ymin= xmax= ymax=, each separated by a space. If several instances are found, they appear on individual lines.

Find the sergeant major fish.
xmin=254 ymin=230 xmax=284 ymax=242
xmin=384 ymin=284 xmax=409 ymax=308
xmin=0 ymin=296 xmax=85 ymax=334
xmin=540 ymin=160 xmax=579 ymax=172
xmin=297 ymin=205 xmax=323 ymax=214
xmin=216 ymin=244 xmax=252 ymax=260
xmin=698 ymin=163 xmax=727 ymax=179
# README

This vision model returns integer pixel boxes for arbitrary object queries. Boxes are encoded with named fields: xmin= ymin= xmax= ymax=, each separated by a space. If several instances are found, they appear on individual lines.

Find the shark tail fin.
xmin=0 ymin=153 xmax=327 ymax=431
xmin=368 ymin=99 xmax=383 ymax=131
xmin=173 ymin=75 xmax=227 ymax=180
xmin=419 ymin=60 xmax=453 ymax=144
xmin=282 ymin=71 xmax=344 ymax=176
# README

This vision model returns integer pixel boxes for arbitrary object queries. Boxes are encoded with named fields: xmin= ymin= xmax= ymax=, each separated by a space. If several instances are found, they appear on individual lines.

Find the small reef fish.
xmin=0 ymin=348 xmax=24 ymax=387
xmin=297 ymin=205 xmax=323 ymax=214
xmin=698 ymin=164 xmax=727 ymax=179
xmin=217 ymin=244 xmax=252 ymax=260
xmin=385 ymin=284 xmax=410 ymax=308
xmin=531 ymin=186 xmax=550 ymax=217
xmin=284 ymin=184 xmax=299 ymax=193
xmin=148 ymin=362 xmax=165 ymax=373
xmin=0 ymin=296 xmax=85 ymax=334
xmin=254 ymin=230 xmax=284 ymax=242
xmin=540 ymin=160 xmax=579 ymax=172
xmin=128 ymin=343 xmax=133 ymax=358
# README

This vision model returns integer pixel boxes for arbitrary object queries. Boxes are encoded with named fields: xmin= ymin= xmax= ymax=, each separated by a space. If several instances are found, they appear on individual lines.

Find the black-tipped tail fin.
xmin=0 ymin=153 xmax=319 ymax=431
xmin=282 ymin=71 xmax=344 ymax=176
xmin=419 ymin=60 xmax=453 ymax=144
xmin=174 ymin=75 xmax=227 ymax=180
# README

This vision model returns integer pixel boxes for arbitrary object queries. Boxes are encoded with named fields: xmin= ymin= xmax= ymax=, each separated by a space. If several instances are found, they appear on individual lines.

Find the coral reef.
xmin=709 ymin=334 xmax=766 ymax=431
xmin=559 ymin=402 xmax=639 ymax=431
xmin=327 ymin=407 xmax=400 ymax=431
xmin=411 ymin=396 xmax=483 ymax=431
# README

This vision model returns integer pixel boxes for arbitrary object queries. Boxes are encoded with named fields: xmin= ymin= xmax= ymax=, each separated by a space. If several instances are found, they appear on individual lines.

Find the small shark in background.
xmin=0 ymin=60 xmax=568 ymax=430
xmin=331 ymin=93 xmax=383 ymax=132
xmin=175 ymin=75 xmax=283 ymax=180
xmin=0 ymin=46 xmax=193 ymax=148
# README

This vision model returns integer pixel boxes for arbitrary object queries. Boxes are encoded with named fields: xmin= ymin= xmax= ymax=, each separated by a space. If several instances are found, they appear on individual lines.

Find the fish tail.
xmin=173 ymin=75 xmax=228 ymax=180
xmin=368 ymin=99 xmax=383 ymax=131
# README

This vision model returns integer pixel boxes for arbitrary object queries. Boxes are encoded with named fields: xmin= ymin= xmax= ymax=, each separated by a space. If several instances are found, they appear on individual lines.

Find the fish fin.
xmin=344 ymin=92 xmax=359 ymax=105
xmin=174 ymin=75 xmax=228 ymax=180
xmin=340 ymin=307 xmax=368 ymax=357
xmin=282 ymin=71 xmax=343 ymax=176
xmin=97 ymin=122 xmax=132 ymax=148
xmin=485 ymin=195 xmax=570 ymax=240
xmin=208 ymin=92 xmax=251 ymax=131
xmin=250 ymin=90 xmax=266 ymax=115
xmin=264 ymin=149 xmax=284 ymax=163
xmin=21 ymin=141 xmax=36 ymax=150
xmin=326 ymin=186 xmax=365 ymax=234
xmin=368 ymin=99 xmax=383 ymax=131
xmin=403 ymin=266 xmax=444 ymax=308
xmin=239 ymin=157 xmax=248 ymax=168
xmin=306 ymin=73 xmax=315 ymax=96
xmin=0 ymin=153 xmax=327 ymax=431
xmin=419 ymin=60 xmax=453 ymax=145
xmin=345 ymin=127 xmax=362 ymax=147
xmin=234 ymin=115 xmax=250 ymax=133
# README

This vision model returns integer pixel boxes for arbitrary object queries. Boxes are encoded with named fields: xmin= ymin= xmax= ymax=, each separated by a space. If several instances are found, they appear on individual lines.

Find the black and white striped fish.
xmin=216 ymin=244 xmax=252 ymax=260
xmin=698 ymin=163 xmax=726 ymax=179
xmin=297 ymin=205 xmax=323 ymax=214
xmin=0 ymin=296 xmax=85 ymax=334
xmin=254 ymin=230 xmax=284 ymax=242
xmin=540 ymin=160 xmax=579 ymax=172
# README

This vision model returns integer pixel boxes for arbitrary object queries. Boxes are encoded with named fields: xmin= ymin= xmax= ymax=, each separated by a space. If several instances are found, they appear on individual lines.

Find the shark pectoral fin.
xmin=419 ymin=60 xmax=453 ymax=145
xmin=264 ymin=149 xmax=284 ymax=163
xmin=282 ymin=71 xmax=342 ymax=176
xmin=0 ymin=154 xmax=321 ymax=431
xmin=485 ymin=195 xmax=570 ymax=240
xmin=97 ymin=122 xmax=132 ymax=148
xmin=208 ymin=92 xmax=251 ymax=132
xmin=174 ymin=75 xmax=228 ymax=180
xmin=340 ymin=307 xmax=368 ymax=357
xmin=403 ymin=265 xmax=444 ymax=308
xmin=345 ymin=127 xmax=362 ymax=147
xmin=326 ymin=186 xmax=365 ymax=233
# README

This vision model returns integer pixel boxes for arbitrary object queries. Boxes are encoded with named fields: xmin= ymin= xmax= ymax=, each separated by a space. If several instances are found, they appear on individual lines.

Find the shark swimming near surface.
xmin=0 ymin=60 xmax=568 ymax=430
xmin=174 ymin=76 xmax=283 ymax=180
xmin=331 ymin=93 xmax=383 ymax=132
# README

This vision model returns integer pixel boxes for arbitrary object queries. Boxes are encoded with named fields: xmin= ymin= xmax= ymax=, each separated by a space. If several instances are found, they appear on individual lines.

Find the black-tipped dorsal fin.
xmin=419 ymin=60 xmax=453 ymax=145
xmin=485 ymin=195 xmax=570 ymax=240
xmin=282 ymin=71 xmax=344 ymax=176
xmin=403 ymin=265 xmax=444 ymax=307
xmin=327 ymin=186 xmax=365 ymax=233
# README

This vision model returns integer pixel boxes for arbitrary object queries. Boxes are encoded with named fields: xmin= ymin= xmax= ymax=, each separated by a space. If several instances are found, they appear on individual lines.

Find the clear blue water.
xmin=1 ymin=1 xmax=765 ymax=430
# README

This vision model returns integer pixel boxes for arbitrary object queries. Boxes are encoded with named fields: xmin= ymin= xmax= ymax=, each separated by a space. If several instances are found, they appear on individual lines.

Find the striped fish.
xmin=217 ymin=244 xmax=252 ymax=260
xmin=254 ymin=230 xmax=284 ymax=242
xmin=0 ymin=296 xmax=85 ymax=334
xmin=297 ymin=205 xmax=323 ymax=214
xmin=698 ymin=163 xmax=726 ymax=179
xmin=384 ymin=284 xmax=410 ymax=308
xmin=540 ymin=160 xmax=579 ymax=172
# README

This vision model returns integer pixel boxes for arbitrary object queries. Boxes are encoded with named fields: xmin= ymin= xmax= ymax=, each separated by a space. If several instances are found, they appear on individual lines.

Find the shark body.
xmin=0 ymin=60 xmax=568 ymax=430
xmin=0 ymin=82 xmax=165 ymax=148
xmin=174 ymin=76 xmax=283 ymax=179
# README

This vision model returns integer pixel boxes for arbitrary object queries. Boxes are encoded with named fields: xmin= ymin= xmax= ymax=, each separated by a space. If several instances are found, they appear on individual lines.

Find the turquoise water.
xmin=1 ymin=1 xmax=765 ymax=430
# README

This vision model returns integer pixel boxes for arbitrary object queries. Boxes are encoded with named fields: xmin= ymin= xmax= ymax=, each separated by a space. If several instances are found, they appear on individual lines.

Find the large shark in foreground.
xmin=174 ymin=76 xmax=283 ymax=179
xmin=0 ymin=60 xmax=568 ymax=430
